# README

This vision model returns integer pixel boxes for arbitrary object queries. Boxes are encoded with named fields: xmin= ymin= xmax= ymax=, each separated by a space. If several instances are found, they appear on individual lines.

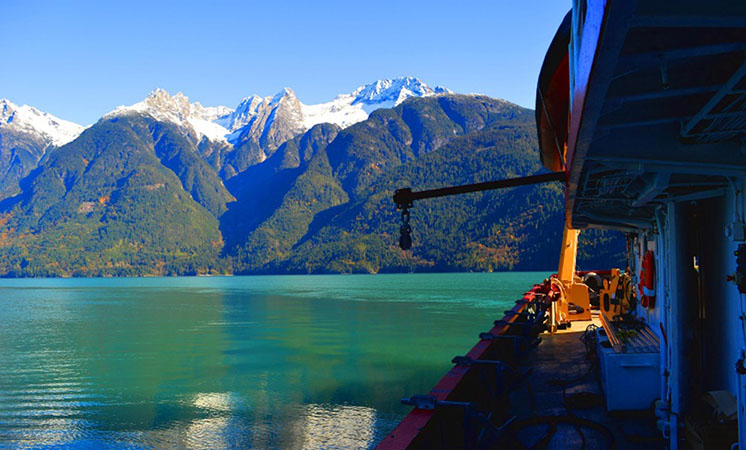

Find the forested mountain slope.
xmin=0 ymin=94 xmax=624 ymax=276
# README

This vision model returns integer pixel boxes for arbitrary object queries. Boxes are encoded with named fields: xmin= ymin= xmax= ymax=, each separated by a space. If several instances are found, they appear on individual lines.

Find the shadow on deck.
xmin=507 ymin=328 xmax=665 ymax=449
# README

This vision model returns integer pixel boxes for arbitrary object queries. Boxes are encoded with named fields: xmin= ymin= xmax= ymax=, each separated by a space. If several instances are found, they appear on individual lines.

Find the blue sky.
xmin=1 ymin=0 xmax=570 ymax=125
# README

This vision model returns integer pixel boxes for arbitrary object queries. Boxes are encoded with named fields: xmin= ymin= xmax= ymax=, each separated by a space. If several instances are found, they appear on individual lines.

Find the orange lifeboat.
xmin=536 ymin=11 xmax=571 ymax=173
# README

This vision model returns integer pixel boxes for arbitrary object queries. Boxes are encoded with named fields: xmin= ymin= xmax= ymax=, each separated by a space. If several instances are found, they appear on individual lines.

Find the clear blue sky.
xmin=1 ymin=0 xmax=570 ymax=125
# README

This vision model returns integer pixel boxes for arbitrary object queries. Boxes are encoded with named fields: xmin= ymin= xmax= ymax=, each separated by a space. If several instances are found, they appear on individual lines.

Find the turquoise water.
xmin=0 ymin=272 xmax=547 ymax=449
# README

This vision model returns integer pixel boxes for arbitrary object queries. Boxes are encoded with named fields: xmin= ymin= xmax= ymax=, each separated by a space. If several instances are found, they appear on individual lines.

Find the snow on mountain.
xmin=215 ymin=95 xmax=263 ymax=132
xmin=222 ymin=87 xmax=307 ymax=160
xmin=0 ymin=78 xmax=450 ymax=198
xmin=301 ymin=76 xmax=450 ymax=129
xmin=0 ymin=99 xmax=85 ymax=147
xmin=105 ymin=89 xmax=232 ymax=143
xmin=219 ymin=76 xmax=451 ymax=144
xmin=352 ymin=76 xmax=450 ymax=106
xmin=103 ymin=77 xmax=449 ymax=146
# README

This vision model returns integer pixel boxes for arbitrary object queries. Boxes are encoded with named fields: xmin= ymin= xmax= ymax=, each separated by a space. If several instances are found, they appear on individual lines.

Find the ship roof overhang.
xmin=557 ymin=0 xmax=746 ymax=230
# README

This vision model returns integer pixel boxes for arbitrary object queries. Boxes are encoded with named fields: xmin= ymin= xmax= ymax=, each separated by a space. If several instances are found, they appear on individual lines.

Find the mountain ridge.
xmin=0 ymin=90 xmax=625 ymax=277
xmin=103 ymin=77 xmax=451 ymax=148
xmin=1 ymin=77 xmax=454 ymax=151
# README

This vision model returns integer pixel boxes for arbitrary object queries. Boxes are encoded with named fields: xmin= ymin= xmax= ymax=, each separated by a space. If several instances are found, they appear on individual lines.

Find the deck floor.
xmin=506 ymin=324 xmax=665 ymax=449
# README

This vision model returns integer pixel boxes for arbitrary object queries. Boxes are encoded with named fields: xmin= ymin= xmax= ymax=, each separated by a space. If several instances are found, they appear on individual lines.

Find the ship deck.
xmin=507 ymin=321 xmax=664 ymax=449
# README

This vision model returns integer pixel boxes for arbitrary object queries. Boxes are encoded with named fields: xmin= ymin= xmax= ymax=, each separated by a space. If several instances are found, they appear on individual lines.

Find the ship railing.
xmin=376 ymin=284 xmax=550 ymax=449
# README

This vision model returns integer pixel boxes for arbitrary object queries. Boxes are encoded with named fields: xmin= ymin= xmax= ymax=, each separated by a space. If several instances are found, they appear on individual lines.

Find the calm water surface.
xmin=0 ymin=272 xmax=548 ymax=449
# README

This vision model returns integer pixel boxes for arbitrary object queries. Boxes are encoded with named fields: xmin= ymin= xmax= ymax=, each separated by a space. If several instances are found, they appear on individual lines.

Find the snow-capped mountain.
xmin=309 ymin=76 xmax=449 ymax=124
xmin=0 ymin=77 xmax=451 ymax=199
xmin=214 ymin=95 xmax=263 ymax=132
xmin=301 ymin=77 xmax=449 ymax=130
xmin=105 ymin=88 xmax=232 ymax=143
xmin=221 ymin=87 xmax=306 ymax=153
xmin=0 ymin=99 xmax=86 ymax=199
xmin=0 ymin=99 xmax=84 ymax=147
xmin=352 ymin=76 xmax=450 ymax=107
xmin=102 ymin=77 xmax=448 ymax=150
xmin=100 ymin=77 xmax=449 ymax=167
xmin=219 ymin=76 xmax=451 ymax=143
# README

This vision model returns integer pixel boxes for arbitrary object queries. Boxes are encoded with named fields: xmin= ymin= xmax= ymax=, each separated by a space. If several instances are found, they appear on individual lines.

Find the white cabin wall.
xmin=700 ymin=187 xmax=744 ymax=450
xmin=642 ymin=193 xmax=742 ymax=395
xmin=625 ymin=209 xmax=669 ymax=414
xmin=707 ymin=190 xmax=740 ymax=395
xmin=731 ymin=181 xmax=746 ymax=448
xmin=636 ymin=191 xmax=743 ymax=449
xmin=665 ymin=201 xmax=686 ymax=425
xmin=652 ymin=212 xmax=668 ymax=408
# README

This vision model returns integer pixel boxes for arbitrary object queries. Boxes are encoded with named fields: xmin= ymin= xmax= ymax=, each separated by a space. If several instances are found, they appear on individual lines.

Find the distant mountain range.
xmin=0 ymin=77 xmax=624 ymax=276
xmin=1 ymin=77 xmax=451 ymax=187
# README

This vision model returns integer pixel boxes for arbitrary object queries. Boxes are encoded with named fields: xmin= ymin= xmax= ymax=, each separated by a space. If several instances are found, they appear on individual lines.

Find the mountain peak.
xmin=236 ymin=95 xmax=263 ymax=113
xmin=215 ymin=95 xmax=262 ymax=132
xmin=147 ymin=87 xmax=170 ymax=98
xmin=105 ymin=89 xmax=231 ymax=142
xmin=298 ymin=76 xmax=451 ymax=130
xmin=0 ymin=98 xmax=84 ymax=146
xmin=141 ymin=88 xmax=192 ymax=119
xmin=0 ymin=98 xmax=16 ymax=122
xmin=216 ymin=88 xmax=300 ymax=134
xmin=120 ymin=89 xmax=229 ymax=121
xmin=105 ymin=77 xmax=451 ymax=147
xmin=351 ymin=76 xmax=442 ymax=106
xmin=271 ymin=87 xmax=297 ymax=104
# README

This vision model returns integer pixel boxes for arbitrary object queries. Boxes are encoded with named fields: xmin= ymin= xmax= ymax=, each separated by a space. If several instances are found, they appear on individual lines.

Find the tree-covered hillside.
xmin=0 ymin=115 xmax=228 ymax=276
xmin=0 ymin=94 xmax=626 ymax=277
xmin=227 ymin=95 xmax=625 ymax=273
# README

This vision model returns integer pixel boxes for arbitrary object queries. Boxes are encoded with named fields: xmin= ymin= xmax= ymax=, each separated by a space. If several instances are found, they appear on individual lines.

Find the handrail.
xmin=375 ymin=284 xmax=549 ymax=449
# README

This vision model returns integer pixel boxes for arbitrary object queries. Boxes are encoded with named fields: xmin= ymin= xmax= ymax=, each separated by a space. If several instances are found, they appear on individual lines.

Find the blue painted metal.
xmin=630 ymin=15 xmax=746 ymax=28
xmin=666 ymin=202 xmax=684 ymax=449
xmin=584 ymin=156 xmax=746 ymax=177
xmin=619 ymin=42 xmax=746 ymax=67
xmin=607 ymin=85 xmax=722 ymax=105
xmin=681 ymin=60 xmax=746 ymax=137
xmin=663 ymin=187 xmax=727 ymax=203
xmin=632 ymin=172 xmax=671 ymax=207
xmin=565 ymin=0 xmax=638 ymax=227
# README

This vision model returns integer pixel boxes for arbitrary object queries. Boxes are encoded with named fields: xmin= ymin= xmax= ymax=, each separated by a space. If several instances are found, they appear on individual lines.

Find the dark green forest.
xmin=0 ymin=95 xmax=625 ymax=277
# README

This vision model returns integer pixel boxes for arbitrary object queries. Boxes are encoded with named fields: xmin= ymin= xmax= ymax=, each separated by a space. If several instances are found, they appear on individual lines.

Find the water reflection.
xmin=193 ymin=392 xmax=242 ymax=412
xmin=185 ymin=417 xmax=234 ymax=449
xmin=298 ymin=404 xmax=376 ymax=449
xmin=0 ymin=273 xmax=543 ymax=448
